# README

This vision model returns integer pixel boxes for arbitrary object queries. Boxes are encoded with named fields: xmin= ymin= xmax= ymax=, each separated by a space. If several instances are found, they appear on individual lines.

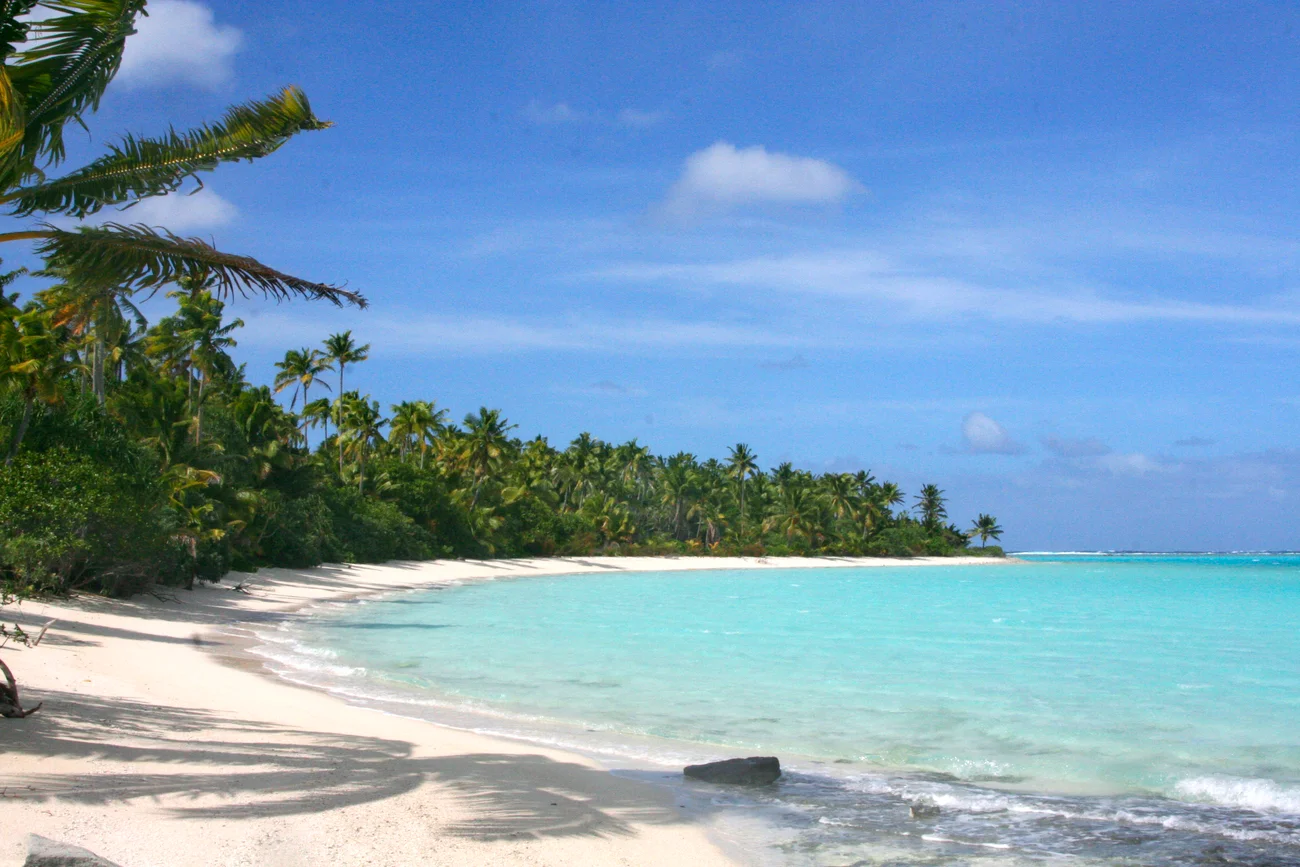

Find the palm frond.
xmin=0 ymin=0 xmax=40 ymax=58
xmin=7 ymin=87 xmax=332 ymax=217
xmin=36 ymin=222 xmax=367 ymax=308
xmin=6 ymin=0 xmax=144 ymax=173
xmin=0 ymin=67 xmax=25 ymax=163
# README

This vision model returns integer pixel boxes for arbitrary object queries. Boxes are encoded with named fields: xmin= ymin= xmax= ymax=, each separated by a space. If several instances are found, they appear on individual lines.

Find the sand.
xmin=0 ymin=555 xmax=1004 ymax=866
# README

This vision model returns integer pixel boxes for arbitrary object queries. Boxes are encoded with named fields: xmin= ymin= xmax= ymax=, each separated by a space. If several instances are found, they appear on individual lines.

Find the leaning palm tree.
xmin=0 ymin=3 xmax=363 ymax=352
xmin=970 ymin=513 xmax=1004 ymax=548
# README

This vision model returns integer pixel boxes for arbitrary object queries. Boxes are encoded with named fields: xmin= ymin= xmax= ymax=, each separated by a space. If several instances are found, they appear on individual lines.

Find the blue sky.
xmin=12 ymin=1 xmax=1300 ymax=550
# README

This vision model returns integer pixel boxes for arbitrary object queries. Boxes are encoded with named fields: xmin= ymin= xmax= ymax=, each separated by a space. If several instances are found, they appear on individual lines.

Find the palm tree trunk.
xmin=739 ymin=480 xmax=746 ymax=537
xmin=4 ymin=397 xmax=33 ymax=466
xmin=92 ymin=330 xmax=106 ymax=406
xmin=337 ymin=364 xmax=345 ymax=475
xmin=195 ymin=374 xmax=205 ymax=445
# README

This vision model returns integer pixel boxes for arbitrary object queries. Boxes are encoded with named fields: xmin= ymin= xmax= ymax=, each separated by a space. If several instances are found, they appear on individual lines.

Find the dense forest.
xmin=0 ymin=302 xmax=1005 ymax=598
xmin=0 ymin=0 xmax=1003 ymax=604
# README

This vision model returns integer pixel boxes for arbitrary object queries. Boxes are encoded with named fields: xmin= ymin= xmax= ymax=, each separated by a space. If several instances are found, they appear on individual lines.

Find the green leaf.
xmin=8 ymin=87 xmax=332 ymax=218
xmin=6 ymin=0 xmax=145 ymax=176
xmin=0 ymin=0 xmax=40 ymax=59
xmin=36 ymin=222 xmax=367 ymax=308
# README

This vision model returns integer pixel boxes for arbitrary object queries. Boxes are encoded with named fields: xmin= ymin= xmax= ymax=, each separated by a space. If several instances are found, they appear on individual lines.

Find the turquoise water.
xmin=264 ymin=555 xmax=1300 ymax=865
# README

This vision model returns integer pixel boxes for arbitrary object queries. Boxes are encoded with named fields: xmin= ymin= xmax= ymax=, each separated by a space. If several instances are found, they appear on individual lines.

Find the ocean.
xmin=255 ymin=554 xmax=1300 ymax=865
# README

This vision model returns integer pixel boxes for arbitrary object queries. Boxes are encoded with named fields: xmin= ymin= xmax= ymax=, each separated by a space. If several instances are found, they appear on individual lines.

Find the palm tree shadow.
xmin=1 ymin=691 xmax=697 ymax=841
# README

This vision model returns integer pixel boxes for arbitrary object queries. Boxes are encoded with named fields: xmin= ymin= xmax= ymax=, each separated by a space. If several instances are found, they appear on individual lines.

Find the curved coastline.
xmin=0 ymin=554 xmax=1007 ymax=867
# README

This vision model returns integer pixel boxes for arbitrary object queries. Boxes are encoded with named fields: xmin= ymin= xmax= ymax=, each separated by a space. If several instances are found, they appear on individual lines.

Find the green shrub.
xmin=0 ymin=447 xmax=182 ymax=595
xmin=321 ymin=485 xmax=437 ymax=563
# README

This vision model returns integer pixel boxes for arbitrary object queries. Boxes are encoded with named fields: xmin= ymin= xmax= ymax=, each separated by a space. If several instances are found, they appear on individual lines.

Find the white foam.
xmin=1175 ymin=776 xmax=1300 ymax=814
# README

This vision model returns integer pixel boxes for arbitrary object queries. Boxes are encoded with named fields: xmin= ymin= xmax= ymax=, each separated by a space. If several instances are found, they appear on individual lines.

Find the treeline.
xmin=0 ymin=2 xmax=1001 ymax=602
xmin=1 ymin=285 xmax=1004 ymax=598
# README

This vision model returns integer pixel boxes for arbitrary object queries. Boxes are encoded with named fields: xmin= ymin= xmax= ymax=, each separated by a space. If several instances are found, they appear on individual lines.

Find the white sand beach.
xmin=0 ymin=555 xmax=1003 ymax=866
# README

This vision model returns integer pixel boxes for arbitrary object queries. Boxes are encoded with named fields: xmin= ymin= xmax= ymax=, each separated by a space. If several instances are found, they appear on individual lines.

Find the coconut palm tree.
xmin=180 ymin=289 xmax=241 ymax=444
xmin=462 ymin=407 xmax=517 ymax=507
xmin=273 ymin=347 xmax=331 ymax=411
xmin=822 ymin=473 xmax=859 ymax=522
xmin=764 ymin=485 xmax=820 ymax=545
xmin=34 ymin=268 xmax=143 ymax=405
xmin=339 ymin=395 xmax=386 ymax=494
xmin=727 ymin=442 xmax=758 ymax=536
xmin=879 ymin=481 xmax=905 ymax=514
xmin=0 ymin=5 xmax=363 ymax=341
xmin=299 ymin=396 xmax=332 ymax=440
xmin=971 ymin=513 xmax=1003 ymax=548
xmin=916 ymin=484 xmax=947 ymax=528
xmin=323 ymin=331 xmax=369 ymax=472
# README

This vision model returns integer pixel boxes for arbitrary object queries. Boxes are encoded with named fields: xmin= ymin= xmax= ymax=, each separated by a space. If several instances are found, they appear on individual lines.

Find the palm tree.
xmin=323 ymin=331 xmax=369 ymax=473
xmin=879 ymin=481 xmax=904 ymax=514
xmin=273 ymin=347 xmax=331 ymax=411
xmin=34 ymin=269 xmax=143 ymax=405
xmin=339 ymin=395 xmax=386 ymax=493
xmin=764 ymin=485 xmax=820 ymax=545
xmin=727 ymin=443 xmax=758 ymax=536
xmin=0 ymin=6 xmax=363 ymax=342
xmin=462 ymin=407 xmax=517 ymax=507
xmin=970 ymin=513 xmax=1003 ymax=548
xmin=0 ymin=301 xmax=68 ymax=463
xmin=299 ymin=396 xmax=332 ymax=440
xmin=916 ymin=484 xmax=947 ymax=528
xmin=658 ymin=453 xmax=697 ymax=540
xmin=180 ymin=289 xmax=242 ymax=444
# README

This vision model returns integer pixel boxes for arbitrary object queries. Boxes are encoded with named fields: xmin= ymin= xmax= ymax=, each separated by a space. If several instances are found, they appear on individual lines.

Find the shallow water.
xmin=258 ymin=555 xmax=1300 ymax=865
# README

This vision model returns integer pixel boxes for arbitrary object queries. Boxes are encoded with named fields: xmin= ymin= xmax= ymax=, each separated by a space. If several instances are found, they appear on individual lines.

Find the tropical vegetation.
xmin=0 ymin=0 xmax=1004 ymax=610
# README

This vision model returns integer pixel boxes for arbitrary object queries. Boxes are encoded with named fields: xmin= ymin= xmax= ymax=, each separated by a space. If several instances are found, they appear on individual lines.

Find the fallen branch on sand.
xmin=0 ymin=619 xmax=53 ymax=718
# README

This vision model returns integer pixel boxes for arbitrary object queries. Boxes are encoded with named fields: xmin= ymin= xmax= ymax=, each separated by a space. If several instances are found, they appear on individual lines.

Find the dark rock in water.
xmin=25 ymin=835 xmax=123 ymax=867
xmin=684 ymin=756 xmax=781 ymax=786
xmin=910 ymin=801 xmax=941 ymax=819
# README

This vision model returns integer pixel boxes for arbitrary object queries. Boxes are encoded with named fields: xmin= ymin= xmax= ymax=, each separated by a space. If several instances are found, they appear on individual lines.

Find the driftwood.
xmin=0 ymin=656 xmax=41 ymax=718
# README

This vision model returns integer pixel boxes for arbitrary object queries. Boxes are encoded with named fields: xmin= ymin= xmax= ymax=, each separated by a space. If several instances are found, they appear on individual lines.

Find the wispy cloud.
xmin=239 ymin=312 xmax=807 ymax=355
xmin=525 ymin=102 xmax=667 ymax=129
xmin=117 ymin=0 xmax=241 ymax=89
xmin=657 ymin=143 xmax=862 ymax=220
xmin=596 ymin=249 xmax=1300 ymax=326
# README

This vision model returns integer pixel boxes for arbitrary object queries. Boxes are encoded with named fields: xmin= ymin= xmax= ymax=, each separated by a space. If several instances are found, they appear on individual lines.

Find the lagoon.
xmin=267 ymin=555 xmax=1300 ymax=865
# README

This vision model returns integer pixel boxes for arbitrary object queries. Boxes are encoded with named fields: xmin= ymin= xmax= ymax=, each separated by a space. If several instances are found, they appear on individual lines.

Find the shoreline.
xmin=0 ymin=554 xmax=1007 ymax=866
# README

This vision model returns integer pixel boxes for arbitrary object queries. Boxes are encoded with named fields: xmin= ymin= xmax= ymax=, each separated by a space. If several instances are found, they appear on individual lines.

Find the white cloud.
xmin=117 ymin=0 xmax=241 ymax=90
xmin=525 ymin=101 xmax=584 ymax=124
xmin=962 ymin=412 xmax=1027 ymax=455
xmin=119 ymin=187 xmax=238 ymax=231
xmin=659 ymin=142 xmax=861 ymax=219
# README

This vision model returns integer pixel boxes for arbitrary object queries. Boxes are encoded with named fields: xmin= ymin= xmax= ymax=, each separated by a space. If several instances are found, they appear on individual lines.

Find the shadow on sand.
xmin=1 ymin=689 xmax=697 ymax=842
